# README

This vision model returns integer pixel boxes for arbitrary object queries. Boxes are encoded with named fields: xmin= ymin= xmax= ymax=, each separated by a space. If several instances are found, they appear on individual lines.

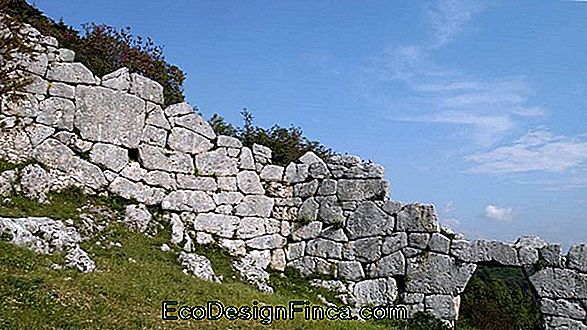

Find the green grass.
xmin=0 ymin=223 xmax=412 ymax=330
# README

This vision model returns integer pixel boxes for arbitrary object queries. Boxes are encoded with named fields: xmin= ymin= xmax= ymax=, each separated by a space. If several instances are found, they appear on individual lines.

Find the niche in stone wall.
xmin=457 ymin=264 xmax=544 ymax=330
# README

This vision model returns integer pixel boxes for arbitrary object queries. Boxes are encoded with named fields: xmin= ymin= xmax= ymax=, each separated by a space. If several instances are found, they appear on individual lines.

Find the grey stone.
xmin=347 ymin=237 xmax=382 ymax=262
xmin=409 ymin=233 xmax=430 ymax=249
xmin=37 ymin=97 xmax=75 ymax=130
xmin=370 ymin=251 xmax=406 ymax=277
xmin=0 ymin=217 xmax=82 ymax=254
xmin=0 ymin=170 xmax=17 ymax=196
xmin=319 ymin=227 xmax=349 ymax=242
xmin=541 ymin=298 xmax=586 ymax=320
xmin=317 ymin=179 xmax=337 ymax=195
xmin=541 ymin=244 xmax=564 ymax=268
xmin=298 ymin=197 xmax=319 ymax=223
xmin=164 ymin=102 xmax=193 ymax=117
xmin=123 ymin=204 xmax=152 ymax=233
xmin=260 ymin=165 xmax=284 ymax=182
xmin=109 ymin=177 xmax=166 ymax=205
xmin=141 ymin=125 xmax=167 ymax=147
xmin=90 ymin=143 xmax=129 ymax=172
xmin=317 ymin=204 xmax=345 ymax=225
xmin=425 ymin=295 xmax=458 ymax=320
xmin=353 ymin=278 xmax=398 ymax=307
xmin=489 ymin=241 xmax=519 ymax=266
xmin=145 ymin=102 xmax=171 ymax=129
xmin=402 ymin=293 xmax=425 ymax=304
xmin=567 ymin=244 xmax=587 ymax=273
xmin=286 ymin=241 xmax=306 ymax=261
xmin=346 ymin=201 xmax=395 ymax=239
xmin=119 ymin=162 xmax=147 ymax=181
xmin=174 ymin=112 xmax=216 ymax=140
xmin=237 ymin=171 xmax=264 ymax=194
xmin=18 ymin=164 xmax=52 ymax=201
xmin=294 ymin=180 xmax=319 ymax=197
xmin=406 ymin=252 xmax=477 ymax=295
xmin=161 ymin=190 xmax=216 ymax=213
xmin=193 ymin=213 xmax=239 ymax=238
xmin=337 ymin=179 xmax=388 ymax=201
xmin=253 ymin=143 xmax=272 ymax=160
xmin=143 ymin=171 xmax=176 ymax=190
xmin=284 ymin=163 xmax=309 ymax=183
xmin=219 ymin=239 xmax=246 ymax=257
xmin=75 ymin=86 xmax=145 ymax=148
xmin=529 ymin=268 xmax=587 ymax=299
xmin=178 ymin=252 xmax=221 ymax=282
xmin=176 ymin=174 xmax=216 ymax=191
xmin=168 ymin=127 xmax=213 ymax=154
xmin=138 ymin=144 xmax=194 ymax=174
xmin=519 ymin=246 xmax=540 ymax=265
xmin=396 ymin=203 xmax=440 ymax=232
xmin=101 ymin=67 xmax=130 ymax=91
xmin=67 ymin=157 xmax=108 ymax=190
xmin=271 ymin=249 xmax=287 ymax=271
xmin=169 ymin=213 xmax=184 ymax=244
xmin=429 ymin=233 xmax=451 ymax=254
xmin=214 ymin=192 xmax=244 ymax=205
xmin=306 ymin=238 xmax=343 ymax=259
xmin=65 ymin=246 xmax=96 ymax=273
xmin=196 ymin=149 xmax=238 ymax=176
xmin=292 ymin=221 xmax=323 ymax=241
xmin=57 ymin=48 xmax=75 ymax=62
xmin=337 ymin=261 xmax=364 ymax=281
xmin=236 ymin=217 xmax=272 ymax=239
xmin=515 ymin=235 xmax=548 ymax=249
xmin=47 ymin=62 xmax=97 ymax=84
xmin=130 ymin=73 xmax=163 ymax=104
xmin=217 ymin=135 xmax=242 ymax=148
xmin=26 ymin=75 xmax=48 ymax=94
xmin=246 ymin=234 xmax=287 ymax=249
xmin=543 ymin=316 xmax=587 ymax=330
xmin=25 ymin=123 xmax=54 ymax=147
xmin=239 ymin=147 xmax=256 ymax=170
xmin=48 ymin=82 xmax=75 ymax=98
xmin=234 ymin=195 xmax=274 ymax=217
xmin=217 ymin=177 xmax=237 ymax=191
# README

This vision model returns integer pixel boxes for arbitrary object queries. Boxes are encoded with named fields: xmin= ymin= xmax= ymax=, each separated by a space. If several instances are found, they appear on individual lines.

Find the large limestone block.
xmin=425 ymin=295 xmax=459 ymax=320
xmin=234 ymin=195 xmax=274 ymax=217
xmin=47 ymin=62 xmax=98 ymax=84
xmin=337 ymin=179 xmax=388 ymax=201
xmin=193 ymin=213 xmax=240 ymax=238
xmin=168 ymin=127 xmax=213 ymax=154
xmin=353 ymin=278 xmax=398 ymax=307
xmin=346 ymin=201 xmax=395 ymax=239
xmin=37 ymin=97 xmax=75 ymax=130
xmin=161 ymin=190 xmax=216 ymax=213
xmin=236 ymin=171 xmax=264 ymax=194
xmin=174 ymin=112 xmax=216 ymax=140
xmin=75 ymin=86 xmax=146 ymax=148
xmin=138 ymin=144 xmax=194 ymax=174
xmin=68 ymin=157 xmax=108 ymax=190
xmin=396 ymin=203 xmax=440 ymax=233
xmin=196 ymin=149 xmax=238 ymax=176
xmin=90 ymin=143 xmax=129 ymax=172
xmin=109 ymin=177 xmax=166 ymax=205
xmin=529 ymin=268 xmax=587 ymax=299
xmin=130 ymin=73 xmax=164 ymax=104
xmin=406 ymin=252 xmax=477 ymax=295
xmin=567 ymin=244 xmax=587 ymax=273
xmin=32 ymin=138 xmax=74 ymax=171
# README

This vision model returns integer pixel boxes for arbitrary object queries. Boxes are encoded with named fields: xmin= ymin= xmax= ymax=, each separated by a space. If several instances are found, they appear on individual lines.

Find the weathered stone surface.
xmin=294 ymin=180 xmax=319 ymax=198
xmin=75 ymin=86 xmax=146 ymax=148
xmin=217 ymin=135 xmax=242 ymax=148
xmin=176 ymin=174 xmax=215 ymax=191
xmin=540 ymin=298 xmax=586 ymax=320
xmin=193 ymin=213 xmax=239 ymax=238
xmin=406 ymin=252 xmax=477 ymax=295
xmin=141 ymin=125 xmax=167 ymax=147
xmin=0 ymin=170 xmax=17 ymax=197
xmin=174 ymin=112 xmax=216 ymax=140
xmin=567 ymin=244 xmax=587 ymax=273
xmin=271 ymin=249 xmax=287 ymax=271
xmin=18 ymin=164 xmax=52 ymax=201
xmin=541 ymin=244 xmax=564 ymax=268
xmin=425 ymin=295 xmax=458 ymax=320
xmin=123 ymin=204 xmax=152 ymax=233
xmin=292 ymin=221 xmax=323 ymax=241
xmin=0 ymin=217 xmax=82 ymax=254
xmin=119 ymin=162 xmax=147 ymax=181
xmin=178 ymin=252 xmax=221 ymax=282
xmin=298 ymin=197 xmax=319 ymax=223
xmin=286 ymin=241 xmax=306 ymax=261
xmin=37 ymin=97 xmax=75 ymax=130
xmin=130 ymin=73 xmax=163 ymax=104
xmin=143 ymin=171 xmax=176 ymax=190
xmin=409 ymin=233 xmax=430 ymax=249
xmin=162 ymin=190 xmax=215 ymax=213
xmin=145 ymin=102 xmax=170 ymax=129
xmin=101 ymin=67 xmax=130 ymax=91
xmin=217 ymin=177 xmax=237 ymax=191
xmin=214 ymin=192 xmax=244 ymax=206
xmin=235 ymin=217 xmax=278 ymax=239
xmin=25 ymin=123 xmax=54 ymax=147
xmin=48 ymin=82 xmax=75 ymax=99
xmin=237 ymin=171 xmax=264 ymax=194
xmin=346 ymin=201 xmax=394 ymax=239
xmin=319 ymin=227 xmax=348 ymax=242
xmin=306 ymin=238 xmax=343 ymax=259
xmin=169 ymin=213 xmax=184 ymax=244
xmin=90 ymin=143 xmax=129 ymax=172
xmin=253 ymin=143 xmax=272 ymax=160
xmin=138 ymin=144 xmax=194 ymax=174
xmin=47 ymin=62 xmax=97 ymax=84
xmin=429 ymin=233 xmax=451 ymax=254
xmin=353 ymin=278 xmax=398 ymax=306
xmin=26 ymin=75 xmax=48 ymax=94
xmin=317 ymin=179 xmax=337 ymax=196
xmin=529 ymin=268 xmax=587 ymax=299
xmin=109 ymin=177 xmax=166 ymax=205
xmin=337 ymin=261 xmax=364 ymax=281
xmin=347 ymin=237 xmax=382 ymax=262
xmin=543 ymin=316 xmax=587 ymax=330
xmin=234 ymin=195 xmax=274 ymax=217
xmin=196 ymin=149 xmax=238 ymax=176
xmin=396 ymin=203 xmax=439 ymax=232
xmin=284 ymin=163 xmax=309 ymax=183
xmin=246 ymin=234 xmax=287 ymax=249
xmin=239 ymin=147 xmax=255 ymax=170
xmin=337 ymin=179 xmax=388 ymax=201
xmin=168 ymin=127 xmax=213 ymax=154
xmin=370 ymin=251 xmax=405 ymax=277
xmin=260 ymin=165 xmax=284 ymax=182
xmin=65 ymin=246 xmax=96 ymax=273
xmin=67 ymin=157 xmax=107 ymax=190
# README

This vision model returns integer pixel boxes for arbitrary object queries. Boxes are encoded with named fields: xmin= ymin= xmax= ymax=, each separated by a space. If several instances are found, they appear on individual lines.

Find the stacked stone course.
xmin=1 ymin=21 xmax=586 ymax=329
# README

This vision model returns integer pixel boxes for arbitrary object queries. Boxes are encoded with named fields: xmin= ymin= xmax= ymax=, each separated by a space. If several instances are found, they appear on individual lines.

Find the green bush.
xmin=2 ymin=0 xmax=185 ymax=105
xmin=210 ymin=109 xmax=335 ymax=166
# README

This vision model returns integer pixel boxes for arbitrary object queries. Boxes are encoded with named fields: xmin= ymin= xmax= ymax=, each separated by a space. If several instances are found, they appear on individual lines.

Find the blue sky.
xmin=32 ymin=0 xmax=587 ymax=248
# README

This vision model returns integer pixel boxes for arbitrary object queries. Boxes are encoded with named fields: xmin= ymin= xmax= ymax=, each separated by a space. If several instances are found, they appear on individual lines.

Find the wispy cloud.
xmin=362 ymin=0 xmax=543 ymax=146
xmin=484 ymin=204 xmax=514 ymax=222
xmin=466 ymin=128 xmax=587 ymax=174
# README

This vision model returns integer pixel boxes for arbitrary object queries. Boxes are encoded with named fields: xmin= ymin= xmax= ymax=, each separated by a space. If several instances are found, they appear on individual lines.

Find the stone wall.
xmin=1 ymin=21 xmax=586 ymax=329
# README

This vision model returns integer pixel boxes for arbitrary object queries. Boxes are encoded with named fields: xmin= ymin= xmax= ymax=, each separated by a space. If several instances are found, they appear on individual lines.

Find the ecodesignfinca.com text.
xmin=162 ymin=300 xmax=408 ymax=325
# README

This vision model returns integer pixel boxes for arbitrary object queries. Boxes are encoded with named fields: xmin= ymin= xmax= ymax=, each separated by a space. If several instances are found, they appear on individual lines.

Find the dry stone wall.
xmin=1 ymin=21 xmax=587 ymax=329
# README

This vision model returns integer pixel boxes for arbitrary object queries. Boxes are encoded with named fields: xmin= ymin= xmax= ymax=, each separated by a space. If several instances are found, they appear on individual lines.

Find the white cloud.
xmin=466 ymin=129 xmax=587 ymax=174
xmin=426 ymin=0 xmax=487 ymax=47
xmin=484 ymin=204 xmax=514 ymax=221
